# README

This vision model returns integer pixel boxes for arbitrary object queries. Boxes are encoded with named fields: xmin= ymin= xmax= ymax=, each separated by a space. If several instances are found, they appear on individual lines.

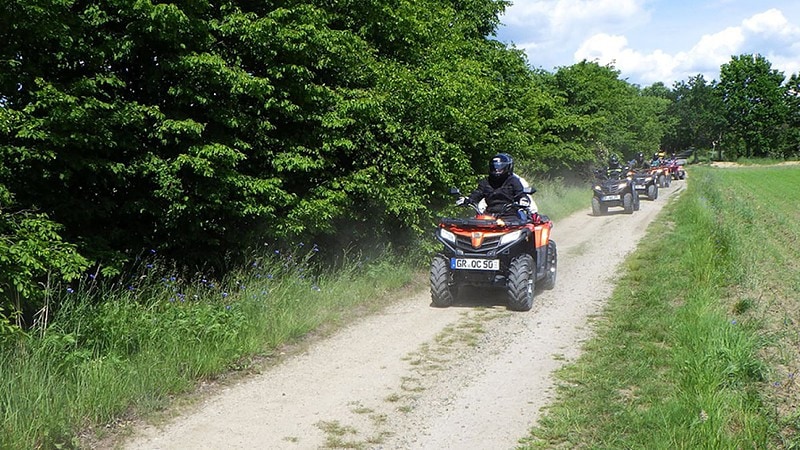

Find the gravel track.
xmin=124 ymin=182 xmax=685 ymax=450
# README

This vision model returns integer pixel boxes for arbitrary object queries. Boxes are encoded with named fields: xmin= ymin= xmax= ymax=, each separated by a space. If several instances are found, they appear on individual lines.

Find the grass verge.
xmin=520 ymin=165 xmax=800 ymax=448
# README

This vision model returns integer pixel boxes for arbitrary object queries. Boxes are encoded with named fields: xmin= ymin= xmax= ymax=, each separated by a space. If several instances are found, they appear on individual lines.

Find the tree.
xmin=717 ymin=54 xmax=788 ymax=158
xmin=662 ymin=75 xmax=726 ymax=155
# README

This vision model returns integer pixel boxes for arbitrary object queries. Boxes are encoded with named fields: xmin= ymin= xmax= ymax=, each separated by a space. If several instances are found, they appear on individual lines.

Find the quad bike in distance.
xmin=649 ymin=161 xmax=671 ymax=188
xmin=628 ymin=169 xmax=658 ymax=201
xmin=430 ymin=188 xmax=557 ymax=311
xmin=591 ymin=168 xmax=640 ymax=216
xmin=666 ymin=158 xmax=687 ymax=180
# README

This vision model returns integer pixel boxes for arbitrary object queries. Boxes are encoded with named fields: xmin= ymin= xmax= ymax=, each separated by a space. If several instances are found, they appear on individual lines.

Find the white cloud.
xmin=574 ymin=34 xmax=680 ymax=84
xmin=742 ymin=8 xmax=797 ymax=36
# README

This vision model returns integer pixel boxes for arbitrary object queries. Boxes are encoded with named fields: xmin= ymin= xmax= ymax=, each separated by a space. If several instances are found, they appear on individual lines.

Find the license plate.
xmin=450 ymin=258 xmax=500 ymax=271
xmin=635 ymin=185 xmax=645 ymax=189
xmin=601 ymin=195 xmax=620 ymax=201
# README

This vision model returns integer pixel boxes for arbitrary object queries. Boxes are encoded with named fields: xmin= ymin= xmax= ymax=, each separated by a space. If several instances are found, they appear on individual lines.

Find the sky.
xmin=494 ymin=0 xmax=800 ymax=87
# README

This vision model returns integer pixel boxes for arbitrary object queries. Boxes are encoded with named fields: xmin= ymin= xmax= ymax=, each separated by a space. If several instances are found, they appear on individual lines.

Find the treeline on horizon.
xmin=1 ymin=0 xmax=799 ymax=323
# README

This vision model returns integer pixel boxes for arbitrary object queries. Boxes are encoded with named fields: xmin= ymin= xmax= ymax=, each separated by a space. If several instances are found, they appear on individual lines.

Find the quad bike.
xmin=649 ymin=162 xmax=671 ymax=188
xmin=430 ymin=188 xmax=557 ymax=311
xmin=628 ymin=169 xmax=658 ymax=200
xmin=591 ymin=169 xmax=640 ymax=215
xmin=665 ymin=158 xmax=686 ymax=180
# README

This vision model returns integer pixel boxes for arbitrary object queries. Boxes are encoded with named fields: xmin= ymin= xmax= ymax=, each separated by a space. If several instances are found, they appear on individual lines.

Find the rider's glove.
xmin=455 ymin=197 xmax=468 ymax=206
xmin=518 ymin=196 xmax=531 ymax=208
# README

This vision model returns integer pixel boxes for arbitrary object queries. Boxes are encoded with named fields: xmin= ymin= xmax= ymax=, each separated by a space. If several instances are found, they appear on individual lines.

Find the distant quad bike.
xmin=666 ymin=158 xmax=687 ymax=180
xmin=649 ymin=162 xmax=671 ymax=188
xmin=430 ymin=188 xmax=557 ymax=312
xmin=591 ymin=169 xmax=640 ymax=215
xmin=629 ymin=169 xmax=658 ymax=201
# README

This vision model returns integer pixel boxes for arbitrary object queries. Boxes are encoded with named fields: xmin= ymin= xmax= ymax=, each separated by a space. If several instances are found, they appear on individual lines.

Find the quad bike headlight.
xmin=499 ymin=229 xmax=524 ymax=246
xmin=439 ymin=228 xmax=456 ymax=244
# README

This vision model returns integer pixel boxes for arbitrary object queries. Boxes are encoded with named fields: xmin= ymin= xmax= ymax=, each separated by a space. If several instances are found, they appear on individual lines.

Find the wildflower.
xmin=146 ymin=264 xmax=154 ymax=269
xmin=66 ymin=287 xmax=74 ymax=293
xmin=731 ymin=320 xmax=737 ymax=325
xmin=150 ymin=249 xmax=157 ymax=254
xmin=128 ymin=285 xmax=135 ymax=291
xmin=222 ymin=292 xmax=228 ymax=298
xmin=225 ymin=305 xmax=231 ymax=310
xmin=267 ymin=274 xmax=273 ymax=279
xmin=699 ymin=410 xmax=709 ymax=422
xmin=312 ymin=285 xmax=321 ymax=292
xmin=312 ymin=244 xmax=319 ymax=253
xmin=274 ymin=249 xmax=280 ymax=254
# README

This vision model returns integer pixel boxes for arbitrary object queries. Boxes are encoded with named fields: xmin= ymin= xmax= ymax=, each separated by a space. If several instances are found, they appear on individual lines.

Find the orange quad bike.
xmin=430 ymin=188 xmax=557 ymax=311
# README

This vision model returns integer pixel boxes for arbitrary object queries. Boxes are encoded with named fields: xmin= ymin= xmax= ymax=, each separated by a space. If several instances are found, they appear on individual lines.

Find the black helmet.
xmin=608 ymin=154 xmax=620 ymax=169
xmin=636 ymin=152 xmax=644 ymax=162
xmin=489 ymin=153 xmax=514 ymax=182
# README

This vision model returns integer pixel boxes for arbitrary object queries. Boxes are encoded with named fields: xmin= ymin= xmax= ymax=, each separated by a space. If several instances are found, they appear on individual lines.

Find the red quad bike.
xmin=666 ymin=158 xmax=686 ymax=180
xmin=430 ymin=188 xmax=557 ymax=311
xmin=649 ymin=162 xmax=671 ymax=188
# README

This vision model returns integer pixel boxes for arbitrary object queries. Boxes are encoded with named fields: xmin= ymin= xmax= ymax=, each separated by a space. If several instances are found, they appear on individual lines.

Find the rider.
xmin=456 ymin=153 xmax=537 ymax=221
xmin=650 ymin=152 xmax=662 ymax=167
xmin=631 ymin=152 xmax=649 ymax=170
xmin=606 ymin=154 xmax=625 ymax=179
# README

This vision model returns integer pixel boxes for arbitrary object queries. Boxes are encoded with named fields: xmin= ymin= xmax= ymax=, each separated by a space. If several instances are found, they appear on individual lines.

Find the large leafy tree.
xmin=2 ymin=0 xmax=555 ymax=316
xmin=662 ymin=75 xmax=726 ymax=154
xmin=549 ymin=61 xmax=670 ymax=162
xmin=717 ymin=54 xmax=788 ymax=158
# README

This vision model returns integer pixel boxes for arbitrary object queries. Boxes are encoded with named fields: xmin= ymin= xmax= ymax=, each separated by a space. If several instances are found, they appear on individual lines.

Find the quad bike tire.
xmin=623 ymin=192 xmax=634 ymax=214
xmin=647 ymin=184 xmax=658 ymax=200
xmin=664 ymin=175 xmax=671 ymax=188
xmin=430 ymin=254 xmax=454 ymax=307
xmin=633 ymin=193 xmax=640 ymax=211
xmin=507 ymin=254 xmax=534 ymax=311
xmin=591 ymin=197 xmax=605 ymax=216
xmin=542 ymin=241 xmax=557 ymax=290
xmin=658 ymin=175 xmax=666 ymax=188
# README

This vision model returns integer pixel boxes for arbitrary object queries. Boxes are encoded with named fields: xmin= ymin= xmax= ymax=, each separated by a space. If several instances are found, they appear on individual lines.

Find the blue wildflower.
xmin=66 ymin=287 xmax=74 ymax=294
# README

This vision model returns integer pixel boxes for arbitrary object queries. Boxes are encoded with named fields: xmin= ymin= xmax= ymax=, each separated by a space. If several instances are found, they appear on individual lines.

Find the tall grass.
xmin=522 ymin=166 xmax=800 ymax=448
xmin=0 ymin=247 xmax=416 ymax=449
xmin=529 ymin=176 xmax=589 ymax=222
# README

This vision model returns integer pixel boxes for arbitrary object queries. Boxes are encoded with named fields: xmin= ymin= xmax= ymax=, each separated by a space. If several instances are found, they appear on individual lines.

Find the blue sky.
xmin=494 ymin=0 xmax=800 ymax=87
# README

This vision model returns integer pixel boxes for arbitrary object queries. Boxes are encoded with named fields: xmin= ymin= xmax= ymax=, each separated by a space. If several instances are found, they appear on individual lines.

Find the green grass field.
xmin=521 ymin=165 xmax=800 ymax=449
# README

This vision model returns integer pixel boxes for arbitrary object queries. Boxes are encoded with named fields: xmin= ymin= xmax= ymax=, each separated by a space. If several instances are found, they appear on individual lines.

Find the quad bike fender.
xmin=532 ymin=222 xmax=551 ymax=249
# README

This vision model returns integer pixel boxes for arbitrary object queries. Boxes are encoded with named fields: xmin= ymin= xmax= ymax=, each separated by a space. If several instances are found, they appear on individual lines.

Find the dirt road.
xmin=125 ymin=182 xmax=685 ymax=450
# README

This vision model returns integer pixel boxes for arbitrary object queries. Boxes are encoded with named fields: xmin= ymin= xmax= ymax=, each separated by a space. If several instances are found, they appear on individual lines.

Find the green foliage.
xmin=0 ymin=204 xmax=89 ymax=322
xmin=549 ymin=61 xmax=671 ymax=163
xmin=717 ymin=54 xmax=789 ymax=159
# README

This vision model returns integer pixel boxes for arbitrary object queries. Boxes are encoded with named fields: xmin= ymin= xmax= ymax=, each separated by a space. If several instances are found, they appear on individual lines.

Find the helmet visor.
xmin=490 ymin=159 xmax=510 ymax=175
